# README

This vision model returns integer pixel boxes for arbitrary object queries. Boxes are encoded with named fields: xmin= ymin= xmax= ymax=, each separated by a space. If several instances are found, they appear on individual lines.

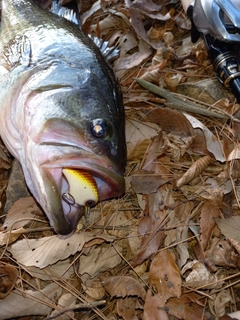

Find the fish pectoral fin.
xmin=51 ymin=0 xmax=81 ymax=27
xmin=4 ymin=35 xmax=31 ymax=69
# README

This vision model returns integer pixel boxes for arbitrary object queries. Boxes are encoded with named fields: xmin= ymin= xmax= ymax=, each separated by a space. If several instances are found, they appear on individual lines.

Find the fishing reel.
xmin=182 ymin=0 xmax=240 ymax=101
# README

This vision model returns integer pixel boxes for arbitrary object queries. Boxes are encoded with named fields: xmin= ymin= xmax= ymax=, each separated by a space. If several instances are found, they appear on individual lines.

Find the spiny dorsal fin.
xmin=90 ymin=36 xmax=120 ymax=63
xmin=51 ymin=0 xmax=81 ymax=27
xmin=50 ymin=1 xmax=119 ymax=63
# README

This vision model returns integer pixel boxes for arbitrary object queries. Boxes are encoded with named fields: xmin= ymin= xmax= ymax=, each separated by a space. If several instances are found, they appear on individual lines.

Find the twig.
xmin=134 ymin=78 xmax=239 ymax=121
xmin=46 ymin=300 xmax=106 ymax=319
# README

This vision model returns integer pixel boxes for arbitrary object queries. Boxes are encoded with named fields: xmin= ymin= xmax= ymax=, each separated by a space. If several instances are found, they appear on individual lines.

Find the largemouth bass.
xmin=0 ymin=0 xmax=126 ymax=235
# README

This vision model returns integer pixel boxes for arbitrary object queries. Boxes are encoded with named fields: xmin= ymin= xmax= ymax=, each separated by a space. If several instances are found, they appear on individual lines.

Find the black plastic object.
xmin=187 ymin=4 xmax=240 ymax=102
xmin=203 ymin=34 xmax=240 ymax=102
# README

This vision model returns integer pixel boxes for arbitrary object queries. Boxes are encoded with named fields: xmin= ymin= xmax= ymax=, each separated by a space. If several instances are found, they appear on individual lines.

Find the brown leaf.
xmin=143 ymin=249 xmax=181 ymax=319
xmin=215 ymin=216 xmax=240 ymax=242
xmin=132 ymin=187 xmax=173 ymax=267
xmin=0 ymin=263 xmax=18 ymax=299
xmin=204 ymin=238 xmax=237 ymax=271
xmin=144 ymin=297 xmax=169 ymax=320
xmin=101 ymin=275 xmax=146 ymax=300
xmin=148 ymin=250 xmax=181 ymax=301
xmin=3 ymin=197 xmax=40 ymax=230
xmin=141 ymin=107 xmax=210 ymax=156
xmin=176 ymin=155 xmax=213 ymax=188
xmin=166 ymin=295 xmax=207 ymax=320
xmin=117 ymin=297 xmax=143 ymax=320
xmin=200 ymin=200 xmax=221 ymax=251
xmin=131 ymin=213 xmax=165 ymax=267
xmin=0 ymin=157 xmax=10 ymax=171
xmin=131 ymin=170 xmax=167 ymax=194
xmin=182 ymin=260 xmax=223 ymax=289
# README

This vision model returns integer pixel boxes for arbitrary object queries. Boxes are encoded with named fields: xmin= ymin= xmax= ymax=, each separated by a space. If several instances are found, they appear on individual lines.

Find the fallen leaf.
xmin=49 ymin=293 xmax=76 ymax=320
xmin=131 ymin=170 xmax=167 ymax=194
xmin=144 ymin=249 xmax=181 ymax=318
xmin=82 ymin=278 xmax=106 ymax=300
xmin=209 ymin=290 xmax=233 ymax=318
xmin=176 ymin=155 xmax=213 ymax=188
xmin=101 ymin=275 xmax=146 ymax=300
xmin=166 ymin=294 xmax=207 ymax=320
xmin=78 ymin=244 xmax=122 ymax=278
xmin=181 ymin=260 xmax=223 ymax=289
xmin=204 ymin=238 xmax=237 ymax=271
xmin=25 ymin=260 xmax=74 ymax=281
xmin=125 ymin=119 xmax=158 ymax=161
xmin=0 ymin=283 xmax=62 ymax=319
xmin=0 ymin=227 xmax=27 ymax=246
xmin=0 ymin=263 xmax=18 ymax=299
xmin=117 ymin=297 xmax=143 ymax=320
xmin=200 ymin=200 xmax=221 ymax=251
xmin=184 ymin=114 xmax=226 ymax=162
xmin=8 ymin=232 xmax=115 ymax=268
xmin=3 ymin=197 xmax=39 ymax=230
xmin=215 ymin=217 xmax=240 ymax=242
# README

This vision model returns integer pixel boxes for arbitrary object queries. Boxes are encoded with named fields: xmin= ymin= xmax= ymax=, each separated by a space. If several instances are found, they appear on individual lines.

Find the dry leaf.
xmin=83 ymin=278 xmax=106 ymax=300
xmin=144 ymin=249 xmax=181 ymax=319
xmin=101 ymin=275 xmax=146 ymax=300
xmin=200 ymin=200 xmax=221 ymax=251
xmin=8 ymin=232 xmax=115 ymax=268
xmin=131 ymin=170 xmax=167 ymax=194
xmin=117 ymin=297 xmax=143 ymax=320
xmin=181 ymin=260 xmax=223 ymax=289
xmin=175 ymin=202 xmax=194 ymax=268
xmin=184 ymin=114 xmax=226 ymax=162
xmin=78 ymin=244 xmax=122 ymax=278
xmin=166 ymin=294 xmax=207 ymax=320
xmin=148 ymin=249 xmax=181 ymax=300
xmin=3 ymin=197 xmax=39 ymax=230
xmin=209 ymin=290 xmax=233 ymax=318
xmin=204 ymin=238 xmax=237 ymax=271
xmin=215 ymin=217 xmax=240 ymax=242
xmin=0 ymin=227 xmax=27 ymax=246
xmin=0 ymin=283 xmax=62 ymax=319
xmin=132 ymin=207 xmax=165 ymax=266
xmin=25 ymin=260 xmax=74 ymax=281
xmin=125 ymin=119 xmax=158 ymax=161
xmin=133 ymin=186 xmax=175 ymax=266
xmin=0 ymin=263 xmax=18 ymax=299
xmin=49 ymin=293 xmax=76 ymax=320
xmin=226 ymin=311 xmax=240 ymax=319
xmin=176 ymin=155 xmax=213 ymax=188
xmin=115 ymin=40 xmax=153 ymax=72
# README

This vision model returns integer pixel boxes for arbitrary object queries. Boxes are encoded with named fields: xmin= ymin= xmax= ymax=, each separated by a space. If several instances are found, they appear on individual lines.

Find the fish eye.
xmin=91 ymin=119 xmax=111 ymax=138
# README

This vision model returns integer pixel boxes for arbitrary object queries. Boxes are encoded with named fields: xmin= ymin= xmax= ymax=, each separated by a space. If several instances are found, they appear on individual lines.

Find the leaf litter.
xmin=1 ymin=0 xmax=240 ymax=319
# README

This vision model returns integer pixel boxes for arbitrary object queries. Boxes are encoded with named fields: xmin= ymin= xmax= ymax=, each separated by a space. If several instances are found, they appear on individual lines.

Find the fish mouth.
xmin=41 ymin=155 xmax=125 ymax=235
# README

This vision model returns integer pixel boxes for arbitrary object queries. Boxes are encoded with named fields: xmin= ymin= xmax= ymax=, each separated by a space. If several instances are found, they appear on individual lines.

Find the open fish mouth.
xmin=41 ymin=156 xmax=125 ymax=235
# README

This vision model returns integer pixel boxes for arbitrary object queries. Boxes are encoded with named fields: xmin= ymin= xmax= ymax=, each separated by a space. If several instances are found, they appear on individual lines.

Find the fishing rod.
xmin=181 ymin=0 xmax=240 ymax=102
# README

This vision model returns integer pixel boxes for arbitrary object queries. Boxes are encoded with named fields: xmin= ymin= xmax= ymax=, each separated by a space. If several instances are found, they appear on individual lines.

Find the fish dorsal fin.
xmin=50 ymin=1 xmax=119 ymax=63
xmin=90 ymin=36 xmax=120 ymax=63
xmin=51 ymin=0 xmax=81 ymax=27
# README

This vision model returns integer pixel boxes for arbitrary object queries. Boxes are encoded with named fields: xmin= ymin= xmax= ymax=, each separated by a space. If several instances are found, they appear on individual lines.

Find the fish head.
xmin=15 ymin=63 xmax=126 ymax=235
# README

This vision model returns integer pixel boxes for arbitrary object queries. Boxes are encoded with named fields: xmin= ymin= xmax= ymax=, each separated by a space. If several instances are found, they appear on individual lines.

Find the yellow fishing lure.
xmin=62 ymin=169 xmax=99 ymax=207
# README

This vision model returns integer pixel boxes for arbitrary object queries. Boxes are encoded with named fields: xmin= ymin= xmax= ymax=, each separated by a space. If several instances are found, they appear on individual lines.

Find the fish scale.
xmin=0 ymin=0 xmax=126 ymax=235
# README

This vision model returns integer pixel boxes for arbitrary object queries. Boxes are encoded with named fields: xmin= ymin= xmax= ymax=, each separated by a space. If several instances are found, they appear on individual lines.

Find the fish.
xmin=0 ymin=0 xmax=126 ymax=235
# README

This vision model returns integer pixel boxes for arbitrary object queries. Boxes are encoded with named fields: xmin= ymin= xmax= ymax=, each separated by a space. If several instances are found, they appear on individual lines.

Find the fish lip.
xmin=41 ymin=155 xmax=125 ymax=235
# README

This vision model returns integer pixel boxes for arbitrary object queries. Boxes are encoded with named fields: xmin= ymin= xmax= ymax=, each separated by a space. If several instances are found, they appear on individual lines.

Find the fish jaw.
xmin=22 ymin=142 xmax=125 ymax=235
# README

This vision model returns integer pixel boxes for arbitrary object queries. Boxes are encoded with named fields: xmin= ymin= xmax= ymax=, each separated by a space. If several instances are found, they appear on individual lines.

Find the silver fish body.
xmin=0 ymin=0 xmax=126 ymax=235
